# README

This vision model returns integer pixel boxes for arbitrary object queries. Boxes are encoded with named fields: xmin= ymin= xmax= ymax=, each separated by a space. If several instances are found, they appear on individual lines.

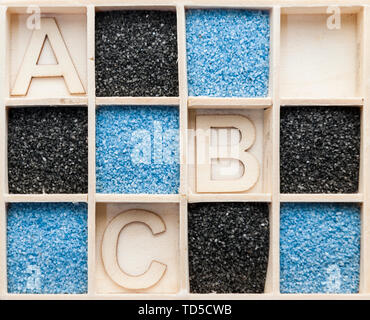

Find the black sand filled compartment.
xmin=280 ymin=106 xmax=361 ymax=194
xmin=95 ymin=10 xmax=179 ymax=97
xmin=188 ymin=202 xmax=269 ymax=293
xmin=8 ymin=107 xmax=88 ymax=194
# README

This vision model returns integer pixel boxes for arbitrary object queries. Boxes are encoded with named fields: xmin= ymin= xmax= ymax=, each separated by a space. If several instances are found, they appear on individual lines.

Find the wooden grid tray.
xmin=1 ymin=0 xmax=370 ymax=300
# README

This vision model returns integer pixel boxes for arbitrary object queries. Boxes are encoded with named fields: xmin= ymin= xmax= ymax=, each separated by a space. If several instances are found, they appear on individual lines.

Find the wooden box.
xmin=0 ymin=0 xmax=369 ymax=300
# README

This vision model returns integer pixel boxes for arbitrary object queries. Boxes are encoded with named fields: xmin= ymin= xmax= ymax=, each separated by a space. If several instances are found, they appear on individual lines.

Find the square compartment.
xmin=280 ymin=7 xmax=362 ymax=98
xmin=188 ymin=107 xmax=273 ymax=195
xmin=7 ymin=7 xmax=87 ymax=98
xmin=186 ymin=9 xmax=271 ymax=97
xmin=95 ymin=8 xmax=179 ymax=97
xmin=95 ymin=202 xmax=180 ymax=294
xmin=188 ymin=202 xmax=270 ymax=293
xmin=280 ymin=202 xmax=361 ymax=294
xmin=7 ymin=202 xmax=88 ymax=294
xmin=7 ymin=106 xmax=88 ymax=194
xmin=96 ymin=105 xmax=180 ymax=194
xmin=280 ymin=106 xmax=361 ymax=194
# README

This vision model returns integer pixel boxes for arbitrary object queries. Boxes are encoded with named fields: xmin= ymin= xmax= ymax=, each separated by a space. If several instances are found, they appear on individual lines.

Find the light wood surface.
xmin=9 ymin=12 xmax=87 ymax=98
xmin=101 ymin=209 xmax=168 ymax=290
xmin=0 ymin=0 xmax=369 ymax=300
xmin=95 ymin=203 xmax=180 ymax=294
xmin=280 ymin=12 xmax=360 ymax=98
xmin=195 ymin=114 xmax=260 ymax=193
xmin=11 ymin=17 xmax=85 ymax=96
xmin=96 ymin=97 xmax=180 ymax=106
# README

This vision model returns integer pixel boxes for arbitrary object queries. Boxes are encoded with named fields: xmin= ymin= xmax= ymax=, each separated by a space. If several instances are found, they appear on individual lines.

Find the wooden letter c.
xmin=101 ymin=209 xmax=167 ymax=290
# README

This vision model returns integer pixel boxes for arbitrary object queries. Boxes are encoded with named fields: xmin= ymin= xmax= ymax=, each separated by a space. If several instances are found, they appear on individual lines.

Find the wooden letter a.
xmin=11 ymin=17 xmax=85 ymax=96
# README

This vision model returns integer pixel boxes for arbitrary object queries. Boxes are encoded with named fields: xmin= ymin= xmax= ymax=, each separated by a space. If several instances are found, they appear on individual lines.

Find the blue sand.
xmin=96 ymin=105 xmax=180 ymax=194
xmin=186 ymin=9 xmax=270 ymax=97
xmin=7 ymin=202 xmax=88 ymax=294
xmin=280 ymin=203 xmax=361 ymax=294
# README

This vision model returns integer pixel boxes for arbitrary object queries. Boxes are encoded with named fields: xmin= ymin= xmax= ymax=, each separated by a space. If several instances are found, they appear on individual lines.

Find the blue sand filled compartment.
xmin=280 ymin=203 xmax=361 ymax=294
xmin=7 ymin=202 xmax=88 ymax=294
xmin=186 ymin=9 xmax=270 ymax=97
xmin=96 ymin=105 xmax=180 ymax=194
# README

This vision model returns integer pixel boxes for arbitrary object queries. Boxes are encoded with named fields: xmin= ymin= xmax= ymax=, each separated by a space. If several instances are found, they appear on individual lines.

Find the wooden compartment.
xmin=188 ymin=107 xmax=273 ymax=201
xmin=280 ymin=7 xmax=363 ymax=99
xmin=6 ymin=6 xmax=87 ymax=100
xmin=4 ymin=105 xmax=89 ymax=196
xmin=94 ymin=202 xmax=180 ymax=294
